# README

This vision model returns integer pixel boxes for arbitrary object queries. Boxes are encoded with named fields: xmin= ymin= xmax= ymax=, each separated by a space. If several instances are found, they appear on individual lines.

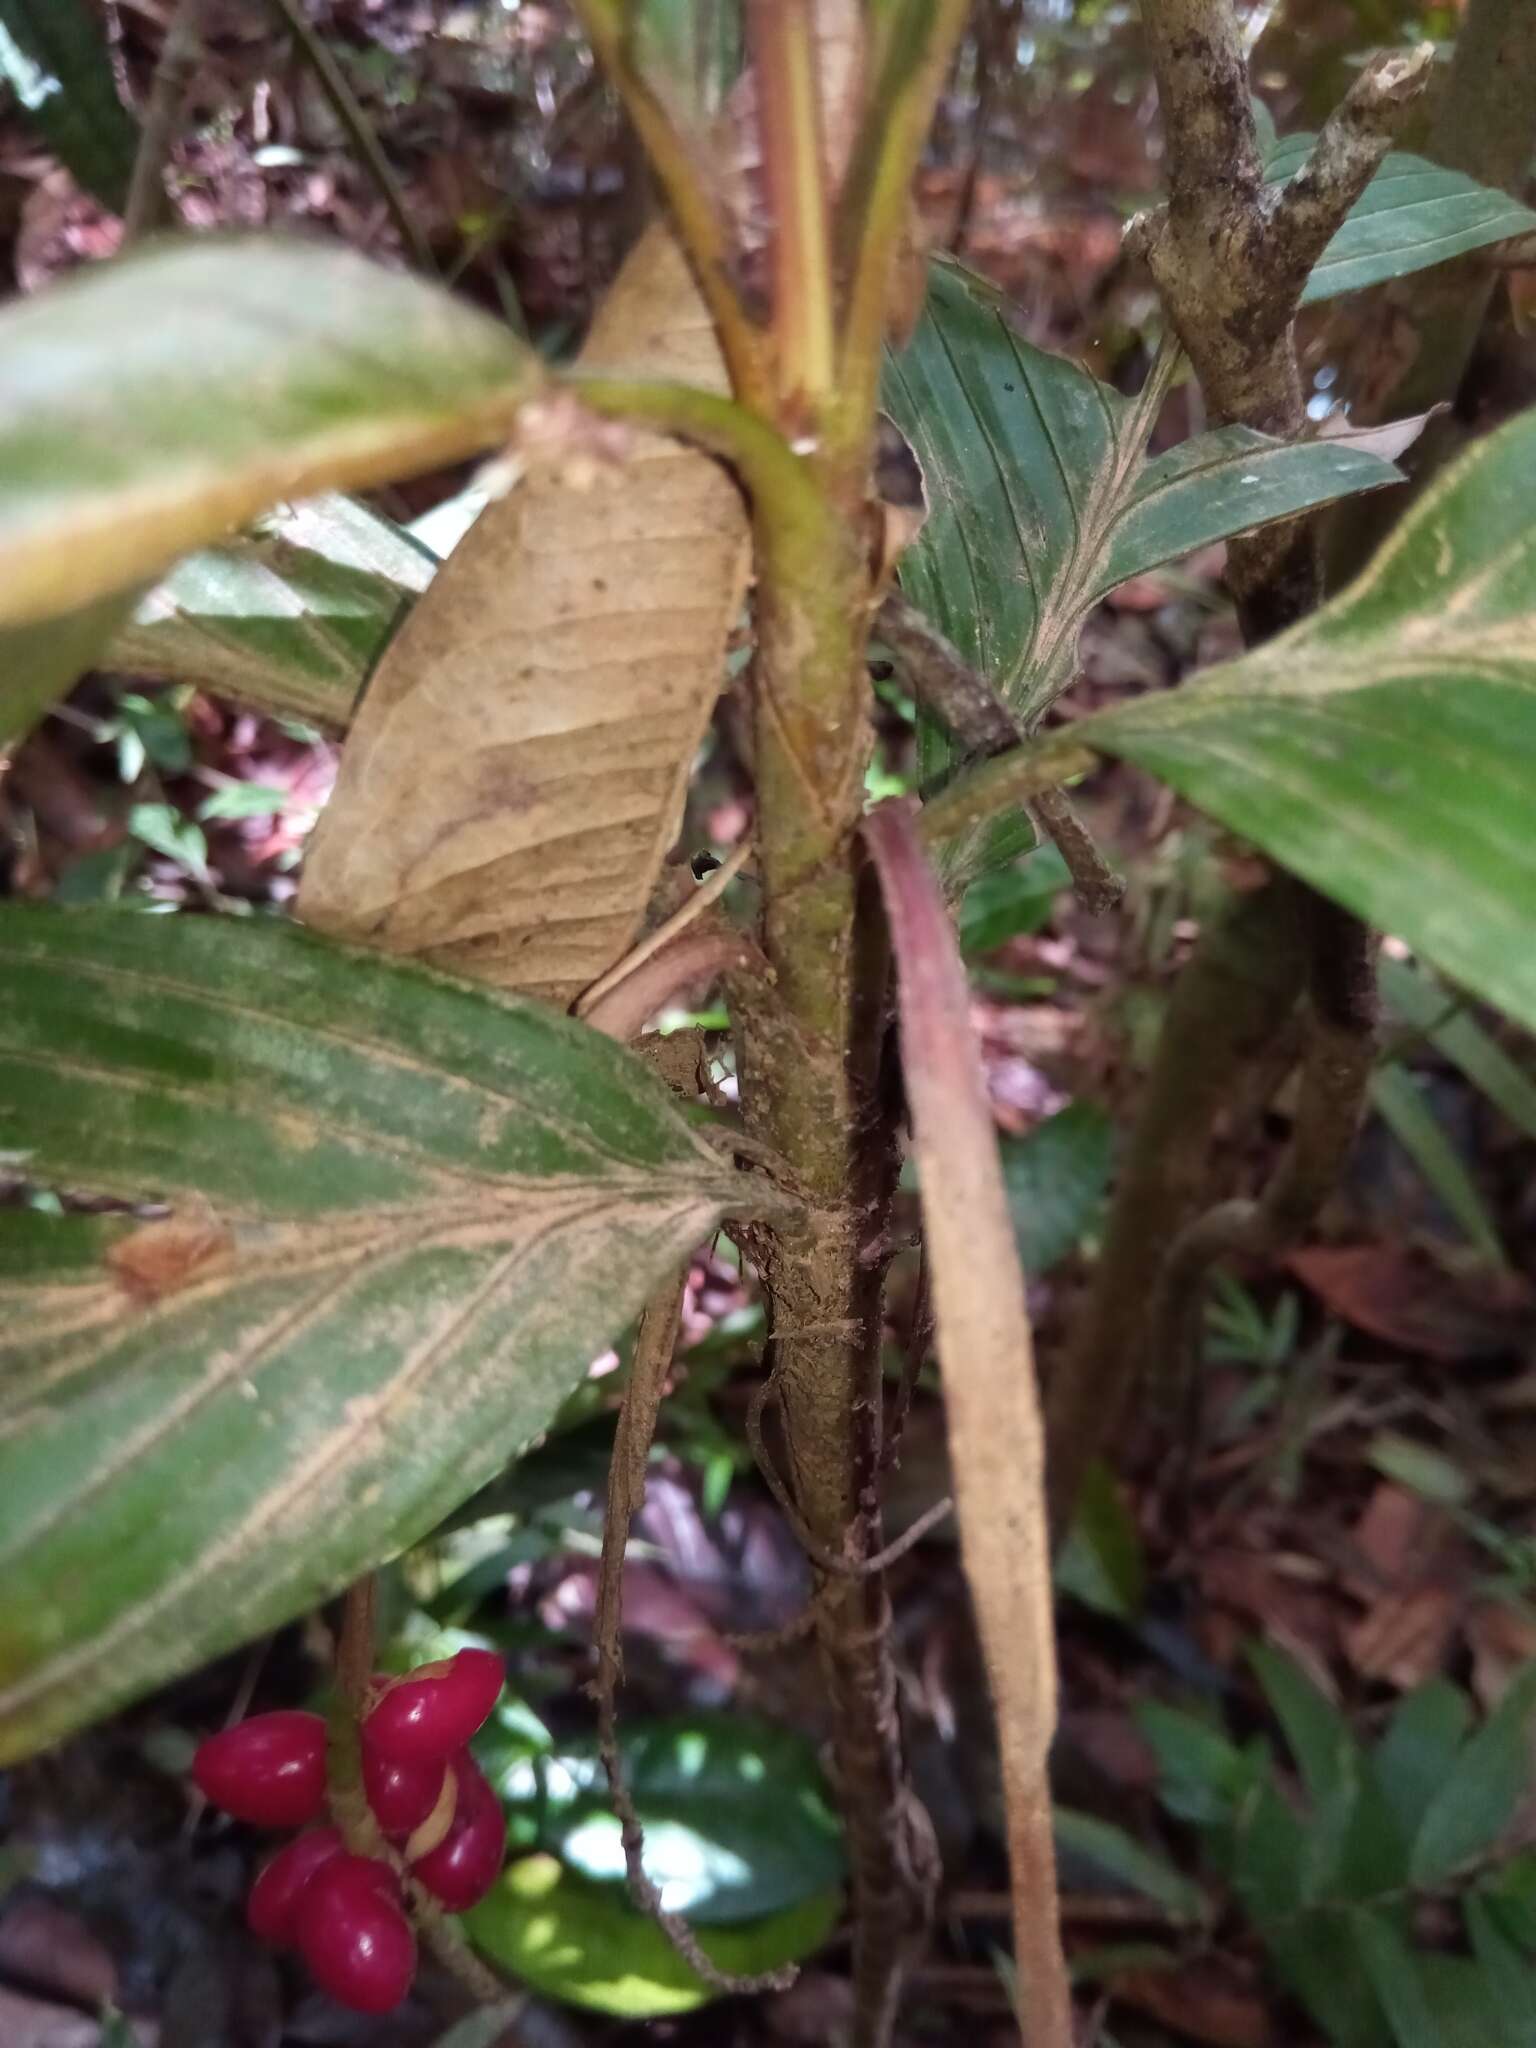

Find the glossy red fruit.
xmin=247 ymin=1827 xmax=344 ymax=1946
xmin=361 ymin=1733 xmax=448 ymax=1837
xmin=193 ymin=1710 xmax=328 ymax=1827
xmin=409 ymin=1752 xmax=505 ymax=1912
xmin=363 ymin=1649 xmax=503 ymax=1766
xmin=298 ymin=1855 xmax=416 ymax=2014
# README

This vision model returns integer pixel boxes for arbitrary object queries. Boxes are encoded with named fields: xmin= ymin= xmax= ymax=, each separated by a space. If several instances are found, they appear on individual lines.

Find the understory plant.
xmin=3 ymin=1 xmax=1536 ymax=2042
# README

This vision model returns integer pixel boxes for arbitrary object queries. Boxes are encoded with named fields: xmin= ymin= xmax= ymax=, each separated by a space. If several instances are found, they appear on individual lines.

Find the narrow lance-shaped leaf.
xmin=860 ymin=798 xmax=1071 ymax=2038
xmin=104 ymin=495 xmax=438 ymax=731
xmin=883 ymin=262 xmax=1401 ymax=733
xmin=883 ymin=262 xmax=1401 ymax=877
xmin=0 ymin=910 xmax=750 ymax=1764
xmin=1078 ymin=406 xmax=1536 ymax=1042
xmin=299 ymin=223 xmax=751 ymax=1008
xmin=1262 ymin=132 xmax=1536 ymax=305
xmin=0 ymin=237 xmax=544 ymax=637
xmin=0 ymin=0 xmax=138 ymax=210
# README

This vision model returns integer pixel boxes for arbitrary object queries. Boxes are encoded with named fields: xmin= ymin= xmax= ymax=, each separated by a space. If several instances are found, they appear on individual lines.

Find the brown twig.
xmin=1050 ymin=0 xmax=1420 ymax=1533
xmin=122 ymin=0 xmax=210 ymax=241
xmin=589 ymin=1278 xmax=797 ymax=1995
xmin=266 ymin=0 xmax=436 ymax=273
xmin=876 ymin=593 xmax=1122 ymax=911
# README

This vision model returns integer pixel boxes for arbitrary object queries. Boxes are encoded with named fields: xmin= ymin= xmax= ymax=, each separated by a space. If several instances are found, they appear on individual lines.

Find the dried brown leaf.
xmin=298 ymin=226 xmax=750 ymax=1008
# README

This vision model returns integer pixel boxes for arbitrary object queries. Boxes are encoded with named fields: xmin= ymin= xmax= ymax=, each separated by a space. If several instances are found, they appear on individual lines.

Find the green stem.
xmin=749 ymin=0 xmax=838 ymax=407
xmin=571 ymin=0 xmax=771 ymax=412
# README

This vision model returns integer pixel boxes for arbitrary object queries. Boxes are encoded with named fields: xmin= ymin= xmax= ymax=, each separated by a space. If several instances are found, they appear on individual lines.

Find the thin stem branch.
xmin=569 ymin=374 xmax=817 ymax=528
xmin=917 ymin=738 xmax=1098 ymax=850
xmin=122 ymin=0 xmax=209 ymax=241
xmin=829 ymin=0 xmax=971 ymax=470
xmin=571 ymin=0 xmax=770 ymax=411
xmin=748 ymin=0 xmax=838 ymax=407
xmin=267 ymin=0 xmax=436 ymax=274
xmin=590 ymin=1278 xmax=796 ymax=1995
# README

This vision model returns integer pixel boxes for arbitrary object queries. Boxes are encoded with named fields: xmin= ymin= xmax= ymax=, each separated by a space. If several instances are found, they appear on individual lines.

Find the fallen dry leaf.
xmin=1287 ymin=1243 xmax=1532 ymax=1361
xmin=299 ymin=225 xmax=750 ymax=1007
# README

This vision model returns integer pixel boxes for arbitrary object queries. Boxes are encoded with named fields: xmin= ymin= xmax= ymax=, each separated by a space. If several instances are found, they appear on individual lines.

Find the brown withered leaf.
xmin=298 ymin=225 xmax=750 ymax=1008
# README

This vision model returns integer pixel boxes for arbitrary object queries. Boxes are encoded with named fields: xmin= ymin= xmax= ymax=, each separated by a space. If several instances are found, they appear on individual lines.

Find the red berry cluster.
xmin=192 ymin=1650 xmax=505 ymax=2014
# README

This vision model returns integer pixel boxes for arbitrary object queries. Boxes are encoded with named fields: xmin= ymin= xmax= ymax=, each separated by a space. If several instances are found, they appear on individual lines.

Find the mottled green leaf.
xmin=1081 ymin=407 xmax=1536 ymax=1040
xmin=0 ymin=238 xmax=543 ymax=633
xmin=883 ymin=260 xmax=1400 ymax=745
xmin=1053 ymin=1807 xmax=1207 ymax=1924
xmin=497 ymin=1713 xmax=845 ymax=1924
xmin=1250 ymin=1644 xmax=1355 ymax=1811
xmin=106 ymin=495 xmax=437 ymax=732
xmin=0 ymin=911 xmax=746 ymax=1763
xmin=0 ymin=0 xmax=138 ymax=210
xmin=1264 ymin=134 xmax=1536 ymax=304
xmin=465 ymin=1855 xmax=839 ymax=2016
xmin=1411 ymin=1662 xmax=1536 ymax=1884
xmin=1357 ymin=1914 xmax=1443 ymax=2048
xmin=1000 ymin=1099 xmax=1114 ymax=1276
xmin=1465 ymin=1896 xmax=1536 ymax=2047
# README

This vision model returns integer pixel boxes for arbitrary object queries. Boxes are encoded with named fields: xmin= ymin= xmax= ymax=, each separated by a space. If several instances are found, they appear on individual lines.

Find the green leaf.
xmin=1379 ymin=954 xmax=1536 ymax=1146
xmin=0 ymin=238 xmax=543 ymax=634
xmin=884 ymin=260 xmax=1400 ymax=743
xmin=0 ymin=910 xmax=746 ymax=1762
xmin=1000 ymin=1100 xmax=1114 ymax=1276
xmin=1263 ymin=133 xmax=1536 ymax=304
xmin=1356 ymin=1913 xmax=1444 ymax=2048
xmin=464 ymin=1855 xmax=839 ymax=2017
xmin=1249 ymin=1644 xmax=1355 ymax=1810
xmin=497 ymin=1713 xmax=844 ymax=1925
xmin=1465 ymin=1896 xmax=1536 ymax=2047
xmin=959 ymin=842 xmax=1070 ymax=954
xmin=0 ymin=592 xmax=136 ymax=752
xmin=1374 ymin=1679 xmax=1472 ymax=1844
xmin=1052 ymin=1807 xmax=1207 ymax=1924
xmin=1056 ymin=1459 xmax=1144 ymax=1620
xmin=106 ymin=495 xmax=437 ymax=733
xmin=1411 ymin=1662 xmax=1536 ymax=1884
xmin=1476 ymin=1849 xmax=1536 ymax=1953
xmin=1369 ymin=1063 xmax=1505 ymax=1263
xmin=1080 ymin=407 xmax=1536 ymax=1042
xmin=1136 ymin=1700 xmax=1251 ymax=1829
xmin=0 ymin=0 xmax=138 ymax=210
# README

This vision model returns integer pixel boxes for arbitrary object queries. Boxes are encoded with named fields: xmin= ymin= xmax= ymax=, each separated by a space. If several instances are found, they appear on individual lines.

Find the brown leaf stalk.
xmin=590 ymin=1277 xmax=797 ymax=1995
xmin=862 ymin=799 xmax=1072 ymax=2048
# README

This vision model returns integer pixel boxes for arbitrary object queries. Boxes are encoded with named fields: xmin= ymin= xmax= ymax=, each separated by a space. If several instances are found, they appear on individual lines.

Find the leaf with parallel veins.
xmin=0 ymin=910 xmax=750 ymax=1764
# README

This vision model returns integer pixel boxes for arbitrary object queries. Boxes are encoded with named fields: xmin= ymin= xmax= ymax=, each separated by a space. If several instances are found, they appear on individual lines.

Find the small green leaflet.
xmin=0 ymin=911 xmax=749 ymax=1763
xmin=1081 ymin=406 xmax=1536 ymax=1041
xmin=1263 ymin=132 xmax=1536 ymax=305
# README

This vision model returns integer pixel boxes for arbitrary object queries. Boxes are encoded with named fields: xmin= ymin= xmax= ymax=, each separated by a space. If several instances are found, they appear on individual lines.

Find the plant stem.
xmin=571 ymin=1 xmax=771 ymax=412
xmin=122 ymin=0 xmax=210 ymax=242
xmin=1050 ymin=0 xmax=1414 ymax=1530
xmin=748 ymin=0 xmax=837 ymax=408
xmin=267 ymin=0 xmax=436 ymax=275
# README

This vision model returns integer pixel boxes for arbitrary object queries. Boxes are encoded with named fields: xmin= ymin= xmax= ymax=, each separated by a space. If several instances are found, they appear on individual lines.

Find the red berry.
xmin=409 ymin=1752 xmax=505 ymax=1912
xmin=361 ymin=1733 xmax=448 ymax=1837
xmin=193 ymin=1711 xmax=328 ymax=1827
xmin=363 ymin=1649 xmax=503 ymax=1765
xmin=298 ymin=1856 xmax=415 ymax=2014
xmin=247 ymin=1827 xmax=344 ymax=1946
